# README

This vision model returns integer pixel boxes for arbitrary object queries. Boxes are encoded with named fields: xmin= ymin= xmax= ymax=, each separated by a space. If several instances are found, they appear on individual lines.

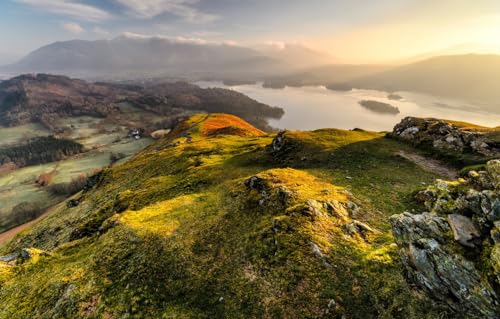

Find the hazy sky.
xmin=1 ymin=0 xmax=499 ymax=64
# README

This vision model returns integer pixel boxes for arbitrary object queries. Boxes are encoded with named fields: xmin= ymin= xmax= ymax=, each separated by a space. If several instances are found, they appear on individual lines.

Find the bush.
xmin=36 ymin=172 xmax=54 ymax=187
xmin=110 ymin=152 xmax=126 ymax=164
xmin=47 ymin=174 xmax=88 ymax=196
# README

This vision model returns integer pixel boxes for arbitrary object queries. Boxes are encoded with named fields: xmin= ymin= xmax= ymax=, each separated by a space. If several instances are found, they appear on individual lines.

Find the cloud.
xmin=115 ymin=0 xmax=219 ymax=23
xmin=93 ymin=26 xmax=110 ymax=36
xmin=121 ymin=32 xmax=238 ymax=46
xmin=62 ymin=22 xmax=85 ymax=34
xmin=16 ymin=0 xmax=110 ymax=21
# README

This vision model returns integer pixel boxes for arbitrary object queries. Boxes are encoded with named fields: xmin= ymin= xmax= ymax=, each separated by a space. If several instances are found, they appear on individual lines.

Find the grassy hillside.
xmin=0 ymin=114 xmax=457 ymax=318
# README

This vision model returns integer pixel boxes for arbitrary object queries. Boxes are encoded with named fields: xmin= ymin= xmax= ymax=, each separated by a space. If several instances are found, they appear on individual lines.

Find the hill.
xmin=349 ymin=54 xmax=500 ymax=112
xmin=0 ymin=74 xmax=283 ymax=130
xmin=0 ymin=75 xmax=283 ymax=236
xmin=1 ymin=114 xmax=498 ymax=318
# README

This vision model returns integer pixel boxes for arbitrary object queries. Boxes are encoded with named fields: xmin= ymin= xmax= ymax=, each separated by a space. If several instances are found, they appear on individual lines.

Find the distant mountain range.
xmin=348 ymin=54 xmax=500 ymax=112
xmin=263 ymin=54 xmax=500 ymax=112
xmin=0 ymin=34 xmax=333 ymax=79
xmin=1 ymin=36 xmax=500 ymax=112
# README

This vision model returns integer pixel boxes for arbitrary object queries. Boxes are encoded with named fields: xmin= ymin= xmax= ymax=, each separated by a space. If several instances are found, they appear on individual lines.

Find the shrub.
xmin=36 ymin=172 xmax=54 ymax=187
xmin=110 ymin=152 xmax=127 ymax=164
xmin=47 ymin=174 xmax=88 ymax=196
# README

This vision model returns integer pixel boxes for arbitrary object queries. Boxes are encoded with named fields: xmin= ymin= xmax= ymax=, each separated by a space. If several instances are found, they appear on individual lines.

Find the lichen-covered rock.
xmin=271 ymin=130 xmax=287 ymax=152
xmin=391 ymin=117 xmax=499 ymax=159
xmin=390 ymin=212 xmax=498 ymax=318
xmin=447 ymin=214 xmax=481 ymax=247
xmin=390 ymin=160 xmax=500 ymax=318
xmin=242 ymin=169 xmax=374 ymax=235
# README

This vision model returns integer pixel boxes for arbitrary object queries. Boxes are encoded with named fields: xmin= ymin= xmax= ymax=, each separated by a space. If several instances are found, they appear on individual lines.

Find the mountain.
xmin=400 ymin=42 xmax=500 ymax=64
xmin=256 ymin=43 xmax=336 ymax=69
xmin=0 ymin=36 xmax=334 ymax=80
xmin=0 ymin=73 xmax=283 ymax=130
xmin=0 ymin=73 xmax=137 ymax=125
xmin=262 ymin=64 xmax=390 ymax=88
xmin=349 ymin=54 xmax=500 ymax=112
xmin=0 ymin=113 xmax=498 ymax=318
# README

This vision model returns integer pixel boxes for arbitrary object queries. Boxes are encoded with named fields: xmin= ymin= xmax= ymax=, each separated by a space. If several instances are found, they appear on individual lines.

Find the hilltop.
xmin=1 ymin=113 xmax=498 ymax=318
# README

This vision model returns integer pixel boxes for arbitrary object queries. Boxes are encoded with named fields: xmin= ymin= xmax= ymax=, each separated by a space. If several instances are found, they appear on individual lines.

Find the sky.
xmin=0 ymin=0 xmax=499 ymax=64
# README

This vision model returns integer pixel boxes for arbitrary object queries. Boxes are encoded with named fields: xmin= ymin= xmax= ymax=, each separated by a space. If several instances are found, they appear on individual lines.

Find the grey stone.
xmin=390 ymin=212 xmax=498 ymax=318
xmin=447 ymin=214 xmax=481 ymax=247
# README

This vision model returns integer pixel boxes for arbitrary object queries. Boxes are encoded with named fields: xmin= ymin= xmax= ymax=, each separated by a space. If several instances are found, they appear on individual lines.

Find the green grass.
xmin=0 ymin=114 xmax=453 ymax=318
xmin=0 ymin=114 xmax=155 ymax=233
xmin=0 ymin=143 xmax=154 ymax=231
xmin=0 ymin=123 xmax=50 ymax=147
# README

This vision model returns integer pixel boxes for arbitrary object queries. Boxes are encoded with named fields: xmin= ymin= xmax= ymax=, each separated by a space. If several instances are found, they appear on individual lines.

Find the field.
xmin=0 ymin=116 xmax=154 ymax=233
xmin=0 ymin=123 xmax=50 ymax=147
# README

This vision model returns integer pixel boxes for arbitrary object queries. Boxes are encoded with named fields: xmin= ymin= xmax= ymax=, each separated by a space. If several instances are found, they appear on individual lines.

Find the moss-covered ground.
xmin=0 ymin=114 xmax=454 ymax=318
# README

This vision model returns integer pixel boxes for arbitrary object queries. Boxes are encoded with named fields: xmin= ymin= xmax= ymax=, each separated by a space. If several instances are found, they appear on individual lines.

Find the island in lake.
xmin=358 ymin=100 xmax=400 ymax=114
xmin=387 ymin=93 xmax=403 ymax=100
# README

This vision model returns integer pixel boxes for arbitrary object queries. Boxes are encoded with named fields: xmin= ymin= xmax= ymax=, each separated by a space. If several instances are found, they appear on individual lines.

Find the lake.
xmin=196 ymin=82 xmax=499 ymax=131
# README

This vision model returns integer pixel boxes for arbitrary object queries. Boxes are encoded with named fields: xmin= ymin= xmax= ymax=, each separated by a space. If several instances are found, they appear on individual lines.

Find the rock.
xmin=311 ymin=242 xmax=324 ymax=258
xmin=390 ymin=213 xmax=498 ymax=318
xmin=311 ymin=242 xmax=331 ymax=267
xmin=324 ymin=200 xmax=349 ymax=221
xmin=487 ymin=159 xmax=500 ymax=189
xmin=390 ymin=161 xmax=500 ymax=318
xmin=0 ymin=254 xmax=17 ymax=263
xmin=302 ymin=199 xmax=326 ymax=219
xmin=447 ymin=214 xmax=481 ymax=247
xmin=245 ymin=176 xmax=266 ymax=191
xmin=271 ymin=131 xmax=286 ymax=152
xmin=391 ymin=117 xmax=499 ymax=158
xmin=67 ymin=199 xmax=80 ymax=208
xmin=345 ymin=220 xmax=377 ymax=238
xmin=399 ymin=126 xmax=420 ymax=139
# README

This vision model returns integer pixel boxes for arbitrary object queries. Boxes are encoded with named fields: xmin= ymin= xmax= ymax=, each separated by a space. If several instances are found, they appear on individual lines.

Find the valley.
xmin=0 ymin=74 xmax=284 ymax=234
xmin=1 ymin=2 xmax=499 ymax=318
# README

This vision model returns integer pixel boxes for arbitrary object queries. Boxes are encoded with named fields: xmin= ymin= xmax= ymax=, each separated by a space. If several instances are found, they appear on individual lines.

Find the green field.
xmin=0 ymin=116 xmax=155 ymax=233
xmin=0 ymin=123 xmax=50 ymax=147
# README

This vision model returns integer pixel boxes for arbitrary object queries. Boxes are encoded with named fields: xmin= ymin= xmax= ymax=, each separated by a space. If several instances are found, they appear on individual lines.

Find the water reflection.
xmin=196 ymin=82 xmax=499 ymax=131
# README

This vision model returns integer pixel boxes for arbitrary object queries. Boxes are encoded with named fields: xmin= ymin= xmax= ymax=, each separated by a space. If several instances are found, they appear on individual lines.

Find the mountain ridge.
xmin=0 ymin=36 xmax=332 ymax=79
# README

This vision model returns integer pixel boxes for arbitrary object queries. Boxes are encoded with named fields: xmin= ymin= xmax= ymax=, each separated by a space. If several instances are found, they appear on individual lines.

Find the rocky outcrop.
xmin=390 ymin=160 xmax=500 ymax=318
xmin=243 ymin=170 xmax=377 ymax=241
xmin=391 ymin=117 xmax=499 ymax=158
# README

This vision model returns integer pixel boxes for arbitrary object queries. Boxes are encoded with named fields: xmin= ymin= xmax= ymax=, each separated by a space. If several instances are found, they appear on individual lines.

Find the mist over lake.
xmin=196 ymin=82 xmax=499 ymax=131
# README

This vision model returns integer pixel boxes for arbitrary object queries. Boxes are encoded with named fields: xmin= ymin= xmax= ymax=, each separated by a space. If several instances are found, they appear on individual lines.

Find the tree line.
xmin=0 ymin=136 xmax=84 ymax=168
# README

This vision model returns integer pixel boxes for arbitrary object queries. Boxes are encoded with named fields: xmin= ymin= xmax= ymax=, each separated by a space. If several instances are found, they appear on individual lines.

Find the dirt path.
xmin=397 ymin=151 xmax=459 ymax=180
xmin=0 ymin=209 xmax=51 ymax=246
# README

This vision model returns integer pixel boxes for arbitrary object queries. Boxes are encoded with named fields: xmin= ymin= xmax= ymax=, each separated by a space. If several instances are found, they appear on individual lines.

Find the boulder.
xmin=271 ymin=131 xmax=287 ymax=152
xmin=391 ymin=117 xmax=499 ymax=159
xmin=390 ymin=213 xmax=498 ymax=318
xmin=447 ymin=214 xmax=481 ymax=247
xmin=390 ymin=160 xmax=500 ymax=318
